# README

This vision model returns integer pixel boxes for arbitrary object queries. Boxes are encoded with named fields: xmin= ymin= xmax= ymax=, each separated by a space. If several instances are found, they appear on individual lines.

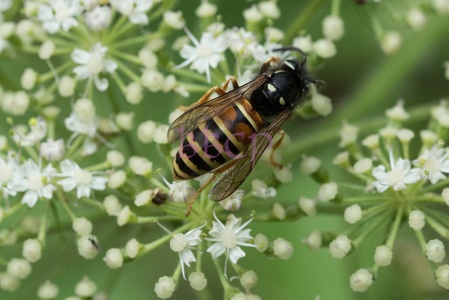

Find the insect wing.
xmin=167 ymin=75 xmax=267 ymax=143
xmin=208 ymin=110 xmax=291 ymax=201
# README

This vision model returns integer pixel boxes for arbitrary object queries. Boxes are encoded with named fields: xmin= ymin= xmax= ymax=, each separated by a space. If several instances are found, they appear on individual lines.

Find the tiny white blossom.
xmin=77 ymin=234 xmax=99 ymax=259
xmin=272 ymin=237 xmax=293 ymax=259
xmin=176 ymin=29 xmax=227 ymax=82
xmin=302 ymin=230 xmax=322 ymax=251
xmin=85 ymin=5 xmax=112 ymax=32
xmin=206 ymin=213 xmax=256 ymax=271
xmin=374 ymin=245 xmax=393 ymax=267
xmin=322 ymin=15 xmax=344 ymax=41
xmin=22 ymin=238 xmax=42 ymax=262
xmin=413 ymin=146 xmax=449 ymax=184
xmin=317 ymin=182 xmax=338 ymax=202
xmin=406 ymin=8 xmax=427 ymax=30
xmin=381 ymin=31 xmax=402 ymax=55
xmin=163 ymin=179 xmax=195 ymax=203
xmin=72 ymin=217 xmax=93 ymax=235
xmin=344 ymin=204 xmax=363 ymax=224
xmin=65 ymin=98 xmax=98 ymax=137
xmin=168 ymin=224 xmax=204 ymax=279
xmin=339 ymin=121 xmax=358 ymax=147
xmin=313 ymin=39 xmax=336 ymax=59
xmin=436 ymin=265 xmax=449 ymax=290
xmin=408 ymin=209 xmax=425 ymax=230
xmin=8 ymin=160 xmax=56 ymax=207
xmin=189 ymin=272 xmax=207 ymax=291
xmin=103 ymin=248 xmax=124 ymax=269
xmin=372 ymin=149 xmax=423 ymax=192
xmin=37 ymin=280 xmax=59 ymax=299
xmin=111 ymin=0 xmax=153 ymax=25
xmin=240 ymin=270 xmax=258 ymax=290
xmin=219 ymin=189 xmax=244 ymax=211
xmin=386 ymin=100 xmax=409 ymax=121
xmin=426 ymin=239 xmax=445 ymax=263
xmin=154 ymin=276 xmax=176 ymax=299
xmin=442 ymin=187 xmax=449 ymax=206
xmin=75 ymin=276 xmax=97 ymax=298
xmin=38 ymin=0 xmax=82 ymax=34
xmin=13 ymin=117 xmax=47 ymax=147
xmin=349 ymin=269 xmax=373 ymax=292
xmin=7 ymin=258 xmax=32 ymax=279
xmin=39 ymin=139 xmax=65 ymax=161
xmin=329 ymin=235 xmax=352 ymax=259
xmin=251 ymin=179 xmax=276 ymax=198
xmin=125 ymin=238 xmax=140 ymax=259
xmin=57 ymin=159 xmax=107 ymax=198
xmin=71 ymin=42 xmax=117 ymax=91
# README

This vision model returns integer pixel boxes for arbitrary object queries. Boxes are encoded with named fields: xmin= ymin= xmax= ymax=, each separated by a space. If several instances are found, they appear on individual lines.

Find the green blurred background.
xmin=1 ymin=0 xmax=449 ymax=299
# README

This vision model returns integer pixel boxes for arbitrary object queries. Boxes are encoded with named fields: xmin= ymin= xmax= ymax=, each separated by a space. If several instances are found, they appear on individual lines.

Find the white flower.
xmin=0 ymin=155 xmax=19 ymax=196
xmin=85 ymin=5 xmax=112 ymax=32
xmin=64 ymin=99 xmax=99 ymax=138
xmin=206 ymin=213 xmax=256 ymax=273
xmin=251 ymin=179 xmax=276 ymax=198
xmin=227 ymin=28 xmax=259 ymax=58
xmin=110 ymin=0 xmax=153 ymax=25
xmin=219 ymin=189 xmax=244 ymax=211
xmin=13 ymin=117 xmax=47 ymax=147
xmin=372 ymin=149 xmax=423 ymax=192
xmin=57 ymin=159 xmax=107 ymax=198
xmin=39 ymin=139 xmax=65 ymax=161
xmin=169 ymin=224 xmax=205 ymax=279
xmin=38 ymin=0 xmax=82 ymax=34
xmin=154 ymin=276 xmax=176 ymax=299
xmin=176 ymin=28 xmax=227 ymax=82
xmin=7 ymin=160 xmax=56 ymax=207
xmin=426 ymin=239 xmax=445 ymax=263
xmin=349 ymin=269 xmax=373 ymax=292
xmin=163 ymin=179 xmax=195 ymax=203
xmin=71 ymin=42 xmax=117 ymax=91
xmin=413 ymin=146 xmax=449 ymax=184
xmin=329 ymin=235 xmax=352 ymax=259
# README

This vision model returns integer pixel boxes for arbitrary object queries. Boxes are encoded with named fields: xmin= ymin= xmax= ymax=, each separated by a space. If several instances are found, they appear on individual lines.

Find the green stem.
xmin=282 ymin=0 xmax=327 ymax=43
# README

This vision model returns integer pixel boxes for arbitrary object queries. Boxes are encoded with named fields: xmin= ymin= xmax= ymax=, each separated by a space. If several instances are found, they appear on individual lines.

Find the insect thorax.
xmin=249 ymin=70 xmax=308 ymax=118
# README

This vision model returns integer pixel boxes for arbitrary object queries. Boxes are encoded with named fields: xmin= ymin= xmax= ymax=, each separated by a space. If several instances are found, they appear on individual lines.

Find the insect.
xmin=168 ymin=47 xmax=317 ymax=216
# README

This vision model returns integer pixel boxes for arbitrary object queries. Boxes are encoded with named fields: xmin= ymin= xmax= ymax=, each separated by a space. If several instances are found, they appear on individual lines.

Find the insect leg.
xmin=185 ymin=174 xmax=217 ymax=217
xmin=221 ymin=77 xmax=240 ymax=92
xmin=178 ymin=85 xmax=229 ymax=111
xmin=259 ymin=56 xmax=281 ymax=74
xmin=269 ymin=129 xmax=285 ymax=169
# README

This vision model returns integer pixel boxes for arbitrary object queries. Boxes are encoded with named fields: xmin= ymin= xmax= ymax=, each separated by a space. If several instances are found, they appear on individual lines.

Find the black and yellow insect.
xmin=168 ymin=47 xmax=316 ymax=215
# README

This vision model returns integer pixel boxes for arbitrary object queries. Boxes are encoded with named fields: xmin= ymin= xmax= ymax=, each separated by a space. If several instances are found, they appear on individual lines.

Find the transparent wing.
xmin=167 ymin=75 xmax=267 ymax=143
xmin=208 ymin=110 xmax=291 ymax=201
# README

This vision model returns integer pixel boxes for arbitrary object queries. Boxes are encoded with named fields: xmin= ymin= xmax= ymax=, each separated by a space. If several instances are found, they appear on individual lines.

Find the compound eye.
xmin=283 ymin=59 xmax=298 ymax=70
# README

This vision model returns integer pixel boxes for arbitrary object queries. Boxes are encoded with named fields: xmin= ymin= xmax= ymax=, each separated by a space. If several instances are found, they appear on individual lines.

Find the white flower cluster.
xmin=300 ymin=100 xmax=449 ymax=293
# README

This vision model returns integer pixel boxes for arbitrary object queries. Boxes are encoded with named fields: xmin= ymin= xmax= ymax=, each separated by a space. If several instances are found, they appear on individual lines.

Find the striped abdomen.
xmin=173 ymin=98 xmax=265 ymax=180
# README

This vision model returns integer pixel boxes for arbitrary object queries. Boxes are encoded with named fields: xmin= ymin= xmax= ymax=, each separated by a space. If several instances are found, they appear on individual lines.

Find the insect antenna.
xmin=272 ymin=46 xmax=308 ymax=67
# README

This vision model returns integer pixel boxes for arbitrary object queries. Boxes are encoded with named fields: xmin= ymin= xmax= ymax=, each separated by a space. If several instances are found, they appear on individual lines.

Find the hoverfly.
xmin=168 ymin=47 xmax=316 ymax=215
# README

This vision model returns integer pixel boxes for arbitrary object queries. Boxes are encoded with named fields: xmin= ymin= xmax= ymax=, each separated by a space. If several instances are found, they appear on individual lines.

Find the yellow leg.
xmin=269 ymin=130 xmax=285 ymax=169
xmin=179 ymin=77 xmax=240 ymax=111
xmin=185 ymin=174 xmax=216 ymax=217
xmin=259 ymin=56 xmax=281 ymax=74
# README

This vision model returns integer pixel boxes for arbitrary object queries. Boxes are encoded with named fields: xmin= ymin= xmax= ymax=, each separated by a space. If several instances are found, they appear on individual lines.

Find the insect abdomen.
xmin=173 ymin=99 xmax=264 ymax=180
